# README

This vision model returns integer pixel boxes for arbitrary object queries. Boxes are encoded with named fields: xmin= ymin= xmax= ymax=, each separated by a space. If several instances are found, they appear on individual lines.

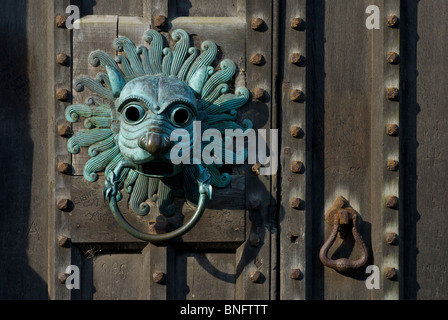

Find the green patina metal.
xmin=65 ymin=28 xmax=251 ymax=242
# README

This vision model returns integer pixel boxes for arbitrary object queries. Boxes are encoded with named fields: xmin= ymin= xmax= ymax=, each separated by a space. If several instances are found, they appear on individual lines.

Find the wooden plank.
xmin=50 ymin=0 xmax=73 ymax=300
xmin=234 ymin=0 xmax=273 ymax=301
xmin=412 ymin=0 xmax=448 ymax=300
xmin=172 ymin=0 xmax=239 ymax=17
xmin=168 ymin=250 xmax=237 ymax=299
xmin=319 ymin=0 xmax=374 ymax=300
xmin=279 ymin=0 xmax=307 ymax=300
xmin=70 ymin=175 xmax=245 ymax=245
xmin=72 ymin=0 xmax=143 ymax=17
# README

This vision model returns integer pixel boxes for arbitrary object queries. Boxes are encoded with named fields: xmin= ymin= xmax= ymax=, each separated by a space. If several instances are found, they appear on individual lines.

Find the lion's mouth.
xmin=135 ymin=161 xmax=181 ymax=178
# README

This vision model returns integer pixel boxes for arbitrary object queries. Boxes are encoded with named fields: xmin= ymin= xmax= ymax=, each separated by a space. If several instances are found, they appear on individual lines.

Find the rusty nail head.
xmin=386 ymin=51 xmax=400 ymax=64
xmin=57 ymin=198 xmax=70 ymax=211
xmin=387 ymin=124 xmax=399 ymax=136
xmin=152 ymin=271 xmax=165 ymax=284
xmin=249 ymin=270 xmax=261 ymax=283
xmin=252 ymin=163 xmax=262 ymax=175
xmin=385 ymin=232 xmax=398 ymax=245
xmin=249 ymin=199 xmax=261 ymax=211
xmin=57 ymin=235 xmax=69 ymax=248
xmin=57 ymin=124 xmax=72 ymax=137
xmin=290 ymin=197 xmax=303 ymax=210
xmin=57 ymin=162 xmax=71 ymax=174
xmin=56 ymin=88 xmax=69 ymax=101
xmin=56 ymin=53 xmax=69 ymax=66
xmin=250 ymin=53 xmax=264 ymax=65
xmin=290 ymin=53 xmax=303 ymax=65
xmin=290 ymin=126 xmax=302 ymax=138
xmin=386 ymin=196 xmax=398 ymax=209
xmin=386 ymin=160 xmax=399 ymax=171
xmin=58 ymin=272 xmax=68 ymax=284
xmin=154 ymin=15 xmax=167 ymax=28
xmin=248 ymin=232 xmax=261 ymax=248
xmin=253 ymin=87 xmax=265 ymax=100
xmin=56 ymin=15 xmax=67 ymax=28
xmin=290 ymin=268 xmax=302 ymax=280
xmin=385 ymin=267 xmax=397 ymax=280
xmin=290 ymin=17 xmax=304 ymax=30
xmin=386 ymin=15 xmax=399 ymax=28
xmin=290 ymin=89 xmax=304 ymax=102
xmin=251 ymin=17 xmax=264 ymax=30
xmin=290 ymin=160 xmax=304 ymax=173
xmin=386 ymin=87 xmax=399 ymax=100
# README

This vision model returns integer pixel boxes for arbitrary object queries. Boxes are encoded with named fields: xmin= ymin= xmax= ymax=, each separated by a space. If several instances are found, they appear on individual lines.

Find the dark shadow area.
xmin=400 ymin=0 xmax=420 ymax=300
xmin=0 ymin=0 xmax=48 ymax=299
xmin=306 ymin=0 xmax=326 ymax=299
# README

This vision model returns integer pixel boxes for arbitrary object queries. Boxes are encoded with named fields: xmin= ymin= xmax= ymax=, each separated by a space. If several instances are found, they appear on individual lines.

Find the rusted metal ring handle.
xmin=319 ymin=212 xmax=369 ymax=272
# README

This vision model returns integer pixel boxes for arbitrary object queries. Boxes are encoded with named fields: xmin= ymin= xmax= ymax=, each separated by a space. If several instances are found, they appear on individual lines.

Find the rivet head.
xmin=290 ymin=89 xmax=304 ymax=102
xmin=386 ymin=51 xmax=400 ymax=64
xmin=290 ymin=17 xmax=304 ymax=30
xmin=253 ymin=87 xmax=265 ymax=100
xmin=290 ymin=52 xmax=304 ymax=65
xmin=290 ymin=126 xmax=303 ymax=138
xmin=57 ymin=198 xmax=70 ymax=211
xmin=56 ymin=88 xmax=69 ymax=101
xmin=56 ymin=53 xmax=69 ymax=66
xmin=290 ymin=268 xmax=302 ymax=280
xmin=385 ymin=267 xmax=397 ymax=280
xmin=386 ymin=87 xmax=399 ymax=101
xmin=57 ymin=162 xmax=71 ymax=174
xmin=250 ymin=53 xmax=264 ymax=65
xmin=290 ymin=197 xmax=303 ymax=210
xmin=154 ymin=15 xmax=167 ymax=28
xmin=290 ymin=160 xmax=304 ymax=173
xmin=386 ymin=160 xmax=399 ymax=171
xmin=249 ymin=270 xmax=261 ymax=283
xmin=55 ymin=15 xmax=67 ymax=28
xmin=252 ymin=163 xmax=262 ymax=175
xmin=152 ymin=271 xmax=165 ymax=284
xmin=57 ymin=235 xmax=70 ymax=248
xmin=385 ymin=232 xmax=398 ymax=245
xmin=249 ymin=199 xmax=261 ymax=211
xmin=58 ymin=272 xmax=68 ymax=284
xmin=385 ymin=196 xmax=398 ymax=209
xmin=57 ymin=124 xmax=72 ymax=137
xmin=387 ymin=124 xmax=399 ymax=136
xmin=248 ymin=232 xmax=261 ymax=248
xmin=386 ymin=15 xmax=399 ymax=28
xmin=251 ymin=17 xmax=264 ymax=30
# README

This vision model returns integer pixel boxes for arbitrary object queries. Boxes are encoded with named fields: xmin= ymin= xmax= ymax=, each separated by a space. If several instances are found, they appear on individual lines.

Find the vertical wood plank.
xmin=412 ymin=0 xmax=448 ymax=300
xmin=235 ymin=0 xmax=273 ymax=300
xmin=50 ymin=0 xmax=73 ymax=300
xmin=279 ymin=0 xmax=307 ymax=300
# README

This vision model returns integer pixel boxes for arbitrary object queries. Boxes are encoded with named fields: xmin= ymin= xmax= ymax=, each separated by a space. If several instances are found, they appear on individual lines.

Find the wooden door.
xmin=51 ymin=0 xmax=275 ymax=300
xmin=3 ymin=0 xmax=448 ymax=301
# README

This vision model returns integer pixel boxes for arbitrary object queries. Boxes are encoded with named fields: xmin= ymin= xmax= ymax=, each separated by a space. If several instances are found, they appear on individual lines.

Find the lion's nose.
xmin=138 ymin=132 xmax=173 ymax=155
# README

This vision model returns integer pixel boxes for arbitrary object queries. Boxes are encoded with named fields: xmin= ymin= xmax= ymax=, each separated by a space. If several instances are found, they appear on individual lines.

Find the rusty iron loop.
xmin=319 ymin=211 xmax=369 ymax=272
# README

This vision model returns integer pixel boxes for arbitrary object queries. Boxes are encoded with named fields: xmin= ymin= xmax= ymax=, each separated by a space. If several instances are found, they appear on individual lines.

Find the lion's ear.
xmin=107 ymin=65 xmax=126 ymax=98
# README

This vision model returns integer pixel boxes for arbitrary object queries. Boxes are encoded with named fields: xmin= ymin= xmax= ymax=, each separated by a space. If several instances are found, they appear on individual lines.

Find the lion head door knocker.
xmin=65 ymin=29 xmax=252 ymax=243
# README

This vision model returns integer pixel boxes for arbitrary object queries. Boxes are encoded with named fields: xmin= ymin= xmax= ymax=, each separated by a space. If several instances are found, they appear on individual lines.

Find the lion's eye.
xmin=170 ymin=106 xmax=193 ymax=126
xmin=123 ymin=104 xmax=146 ymax=123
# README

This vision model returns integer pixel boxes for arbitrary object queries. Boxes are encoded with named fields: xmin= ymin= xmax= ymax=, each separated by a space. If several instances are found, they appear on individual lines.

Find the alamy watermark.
xmin=170 ymin=122 xmax=278 ymax=176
